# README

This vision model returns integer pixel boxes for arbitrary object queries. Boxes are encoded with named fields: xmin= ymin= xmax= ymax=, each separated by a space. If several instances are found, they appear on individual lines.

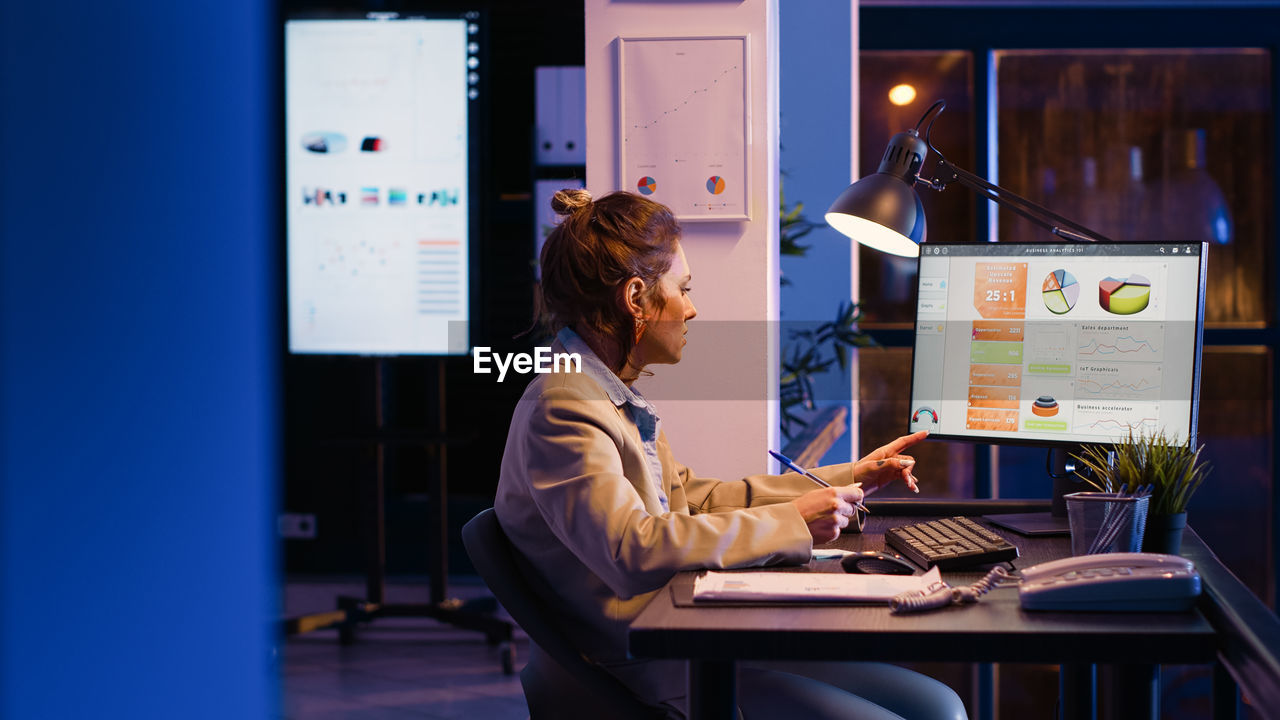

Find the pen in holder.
xmin=1064 ymin=491 xmax=1150 ymax=555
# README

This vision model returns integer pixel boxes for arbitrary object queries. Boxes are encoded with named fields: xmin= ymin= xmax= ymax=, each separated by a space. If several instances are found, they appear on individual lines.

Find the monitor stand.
xmin=986 ymin=510 xmax=1068 ymax=535
xmin=985 ymin=467 xmax=1085 ymax=536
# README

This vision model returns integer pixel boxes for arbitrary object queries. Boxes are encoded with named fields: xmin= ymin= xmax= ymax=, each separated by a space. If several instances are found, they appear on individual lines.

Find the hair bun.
xmin=551 ymin=188 xmax=593 ymax=216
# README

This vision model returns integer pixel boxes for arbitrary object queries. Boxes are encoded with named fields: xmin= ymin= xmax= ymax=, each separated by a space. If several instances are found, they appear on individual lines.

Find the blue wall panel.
xmin=780 ymin=0 xmax=854 ymax=463
xmin=1 ymin=3 xmax=278 ymax=717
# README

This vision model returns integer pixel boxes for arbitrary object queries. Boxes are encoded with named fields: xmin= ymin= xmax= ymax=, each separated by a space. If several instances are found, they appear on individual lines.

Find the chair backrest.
xmin=461 ymin=508 xmax=665 ymax=719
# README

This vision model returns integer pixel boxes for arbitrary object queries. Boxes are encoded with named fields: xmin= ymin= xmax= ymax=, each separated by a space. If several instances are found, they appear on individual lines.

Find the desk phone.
xmin=1018 ymin=552 xmax=1201 ymax=612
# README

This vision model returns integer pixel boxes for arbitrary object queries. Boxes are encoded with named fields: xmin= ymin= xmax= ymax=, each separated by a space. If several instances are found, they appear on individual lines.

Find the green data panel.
xmin=970 ymin=342 xmax=1023 ymax=364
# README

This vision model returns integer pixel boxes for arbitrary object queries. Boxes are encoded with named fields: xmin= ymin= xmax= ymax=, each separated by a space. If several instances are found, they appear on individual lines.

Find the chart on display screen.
xmin=285 ymin=16 xmax=476 ymax=355
xmin=619 ymin=36 xmax=749 ymax=221
xmin=908 ymin=242 xmax=1206 ymax=447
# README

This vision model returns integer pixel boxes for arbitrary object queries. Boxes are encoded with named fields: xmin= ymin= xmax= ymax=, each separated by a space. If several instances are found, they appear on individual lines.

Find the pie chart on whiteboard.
xmin=637 ymin=176 xmax=657 ymax=195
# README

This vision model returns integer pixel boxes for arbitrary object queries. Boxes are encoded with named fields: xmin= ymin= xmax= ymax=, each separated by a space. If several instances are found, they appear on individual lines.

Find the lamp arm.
xmin=925 ymin=159 xmax=1115 ymax=243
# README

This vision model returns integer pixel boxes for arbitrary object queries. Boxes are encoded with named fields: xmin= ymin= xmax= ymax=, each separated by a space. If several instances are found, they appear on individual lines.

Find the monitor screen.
xmin=285 ymin=15 xmax=477 ymax=355
xmin=908 ymin=241 xmax=1206 ymax=447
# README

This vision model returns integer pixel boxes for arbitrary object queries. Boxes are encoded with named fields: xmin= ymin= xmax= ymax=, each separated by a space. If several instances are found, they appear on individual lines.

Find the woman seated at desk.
xmin=496 ymin=189 xmax=966 ymax=719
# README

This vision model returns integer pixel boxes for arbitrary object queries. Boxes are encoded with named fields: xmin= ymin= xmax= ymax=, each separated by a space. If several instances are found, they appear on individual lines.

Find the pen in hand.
xmin=768 ymin=450 xmax=869 ymax=514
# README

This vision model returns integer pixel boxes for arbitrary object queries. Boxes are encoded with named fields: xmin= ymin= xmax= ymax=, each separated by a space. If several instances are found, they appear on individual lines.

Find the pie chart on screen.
xmin=706 ymin=175 xmax=726 ymax=195
xmin=637 ymin=176 xmax=657 ymax=195
xmin=1042 ymin=269 xmax=1080 ymax=315
xmin=1099 ymin=274 xmax=1151 ymax=315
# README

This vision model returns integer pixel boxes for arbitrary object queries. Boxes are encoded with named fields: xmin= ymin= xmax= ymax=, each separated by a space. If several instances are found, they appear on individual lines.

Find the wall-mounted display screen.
xmin=286 ymin=16 xmax=476 ymax=355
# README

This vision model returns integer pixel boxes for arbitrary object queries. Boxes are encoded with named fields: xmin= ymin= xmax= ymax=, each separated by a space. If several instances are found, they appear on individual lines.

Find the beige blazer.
xmin=495 ymin=360 xmax=854 ymax=710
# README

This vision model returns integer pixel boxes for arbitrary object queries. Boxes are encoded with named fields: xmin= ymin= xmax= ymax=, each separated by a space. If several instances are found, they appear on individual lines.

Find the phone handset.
xmin=1020 ymin=552 xmax=1194 ymax=583
xmin=1018 ymin=552 xmax=1201 ymax=612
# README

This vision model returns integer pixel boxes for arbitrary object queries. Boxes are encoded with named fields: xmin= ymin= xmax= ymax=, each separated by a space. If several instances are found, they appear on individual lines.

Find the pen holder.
xmin=1065 ymin=492 xmax=1150 ymax=555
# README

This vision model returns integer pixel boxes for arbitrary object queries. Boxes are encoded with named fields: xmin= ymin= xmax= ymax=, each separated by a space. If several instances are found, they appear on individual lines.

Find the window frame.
xmin=860 ymin=3 xmax=1280 ymax=604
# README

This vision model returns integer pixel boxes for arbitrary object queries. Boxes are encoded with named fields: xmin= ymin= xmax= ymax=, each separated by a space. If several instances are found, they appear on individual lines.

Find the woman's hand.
xmin=792 ymin=485 xmax=865 ymax=544
xmin=854 ymin=430 xmax=929 ymax=494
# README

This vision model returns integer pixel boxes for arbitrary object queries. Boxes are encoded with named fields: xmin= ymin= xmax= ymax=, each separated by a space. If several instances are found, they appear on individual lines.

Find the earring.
xmin=633 ymin=316 xmax=647 ymax=344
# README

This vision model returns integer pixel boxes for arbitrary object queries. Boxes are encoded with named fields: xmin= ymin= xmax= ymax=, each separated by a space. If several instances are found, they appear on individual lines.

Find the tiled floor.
xmin=280 ymin=576 xmax=530 ymax=719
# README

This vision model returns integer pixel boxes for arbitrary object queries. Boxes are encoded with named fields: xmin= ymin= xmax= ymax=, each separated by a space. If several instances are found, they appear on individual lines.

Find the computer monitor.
xmin=907 ymin=241 xmax=1207 ymax=528
xmin=284 ymin=13 xmax=481 ymax=355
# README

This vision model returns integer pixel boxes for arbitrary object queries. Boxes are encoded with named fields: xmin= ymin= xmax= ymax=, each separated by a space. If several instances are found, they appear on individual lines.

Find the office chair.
xmin=461 ymin=508 xmax=666 ymax=720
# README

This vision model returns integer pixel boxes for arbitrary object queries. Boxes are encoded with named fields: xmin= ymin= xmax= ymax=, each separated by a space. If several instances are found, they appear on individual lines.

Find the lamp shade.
xmin=825 ymin=129 xmax=929 ymax=258
xmin=825 ymin=174 xmax=926 ymax=257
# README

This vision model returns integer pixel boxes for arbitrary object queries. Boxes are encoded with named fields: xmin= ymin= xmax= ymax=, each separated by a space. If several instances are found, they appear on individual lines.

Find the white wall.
xmin=585 ymin=0 xmax=781 ymax=480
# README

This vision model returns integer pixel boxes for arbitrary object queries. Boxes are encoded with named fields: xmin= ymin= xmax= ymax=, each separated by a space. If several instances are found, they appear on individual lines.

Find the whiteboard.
xmin=618 ymin=36 xmax=751 ymax=222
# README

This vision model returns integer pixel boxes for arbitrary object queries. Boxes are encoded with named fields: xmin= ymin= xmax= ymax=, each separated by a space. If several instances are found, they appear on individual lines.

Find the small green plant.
xmin=777 ymin=181 xmax=876 ymax=439
xmin=780 ymin=186 xmax=819 ymax=261
xmin=779 ymin=301 xmax=876 ymax=438
xmin=1073 ymin=429 xmax=1210 ymax=515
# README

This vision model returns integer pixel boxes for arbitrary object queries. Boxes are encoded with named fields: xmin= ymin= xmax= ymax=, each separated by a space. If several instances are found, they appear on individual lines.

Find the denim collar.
xmin=557 ymin=327 xmax=667 ymax=512
xmin=556 ymin=327 xmax=650 ymax=410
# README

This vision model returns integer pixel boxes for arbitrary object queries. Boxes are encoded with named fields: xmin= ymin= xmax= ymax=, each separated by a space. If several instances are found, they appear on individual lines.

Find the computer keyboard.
xmin=885 ymin=516 xmax=1020 ymax=570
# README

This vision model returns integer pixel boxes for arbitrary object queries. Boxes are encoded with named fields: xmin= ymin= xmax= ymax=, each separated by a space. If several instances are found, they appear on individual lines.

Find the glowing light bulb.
xmin=888 ymin=84 xmax=917 ymax=106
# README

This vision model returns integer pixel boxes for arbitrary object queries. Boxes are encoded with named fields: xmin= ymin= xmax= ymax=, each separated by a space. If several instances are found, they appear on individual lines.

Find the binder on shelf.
xmin=535 ymin=66 xmax=586 ymax=167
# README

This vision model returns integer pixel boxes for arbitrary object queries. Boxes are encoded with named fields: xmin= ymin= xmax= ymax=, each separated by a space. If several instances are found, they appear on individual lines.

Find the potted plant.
xmin=777 ymin=185 xmax=877 ymax=441
xmin=1073 ymin=428 xmax=1211 ymax=554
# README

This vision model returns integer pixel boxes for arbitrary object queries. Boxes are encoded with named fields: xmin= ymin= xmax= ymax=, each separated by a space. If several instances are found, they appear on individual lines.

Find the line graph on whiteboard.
xmin=619 ymin=36 xmax=749 ymax=221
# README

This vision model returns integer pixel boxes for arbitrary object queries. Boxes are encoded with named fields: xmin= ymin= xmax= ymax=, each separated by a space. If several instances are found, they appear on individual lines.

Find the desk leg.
xmin=1213 ymin=660 xmax=1241 ymax=720
xmin=973 ymin=662 xmax=995 ymax=720
xmin=689 ymin=660 xmax=736 ymax=720
xmin=1060 ymin=664 xmax=1096 ymax=720
xmin=1109 ymin=664 xmax=1158 ymax=720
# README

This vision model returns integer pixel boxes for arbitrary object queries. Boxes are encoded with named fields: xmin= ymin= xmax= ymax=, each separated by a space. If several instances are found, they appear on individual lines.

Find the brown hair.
xmin=536 ymin=189 xmax=681 ymax=372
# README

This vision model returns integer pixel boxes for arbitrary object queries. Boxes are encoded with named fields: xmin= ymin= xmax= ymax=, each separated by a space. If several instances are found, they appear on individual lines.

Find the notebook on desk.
xmin=671 ymin=567 xmax=944 ymax=607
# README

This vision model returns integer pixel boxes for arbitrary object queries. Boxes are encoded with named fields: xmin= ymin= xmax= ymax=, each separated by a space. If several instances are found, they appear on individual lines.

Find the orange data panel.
xmin=973 ymin=262 xmax=1028 ymax=319
xmin=968 ymin=386 xmax=1020 ymax=410
xmin=966 ymin=407 xmax=1020 ymax=432
xmin=971 ymin=321 xmax=1025 ymax=342
xmin=969 ymin=363 xmax=1022 ymax=387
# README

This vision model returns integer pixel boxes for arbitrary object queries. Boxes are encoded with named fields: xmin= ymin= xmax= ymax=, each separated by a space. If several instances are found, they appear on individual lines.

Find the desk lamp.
xmin=824 ymin=99 xmax=1114 ymax=256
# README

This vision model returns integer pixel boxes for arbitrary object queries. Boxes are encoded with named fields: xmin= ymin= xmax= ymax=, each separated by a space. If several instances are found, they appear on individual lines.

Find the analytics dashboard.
xmin=908 ymin=242 xmax=1206 ymax=446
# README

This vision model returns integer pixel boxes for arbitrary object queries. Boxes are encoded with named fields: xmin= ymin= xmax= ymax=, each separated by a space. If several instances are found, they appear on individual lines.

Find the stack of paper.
xmin=693 ymin=566 xmax=944 ymax=603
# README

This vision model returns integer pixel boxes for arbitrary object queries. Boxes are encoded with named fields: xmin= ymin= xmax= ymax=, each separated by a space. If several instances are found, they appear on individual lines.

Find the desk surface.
xmin=629 ymin=504 xmax=1218 ymax=666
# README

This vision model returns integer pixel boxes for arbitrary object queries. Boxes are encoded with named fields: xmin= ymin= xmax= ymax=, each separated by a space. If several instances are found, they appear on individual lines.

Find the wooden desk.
xmin=628 ymin=501 xmax=1218 ymax=720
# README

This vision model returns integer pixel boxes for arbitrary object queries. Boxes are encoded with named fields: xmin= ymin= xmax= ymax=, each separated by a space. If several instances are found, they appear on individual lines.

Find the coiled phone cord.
xmin=889 ymin=566 xmax=1011 ymax=614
